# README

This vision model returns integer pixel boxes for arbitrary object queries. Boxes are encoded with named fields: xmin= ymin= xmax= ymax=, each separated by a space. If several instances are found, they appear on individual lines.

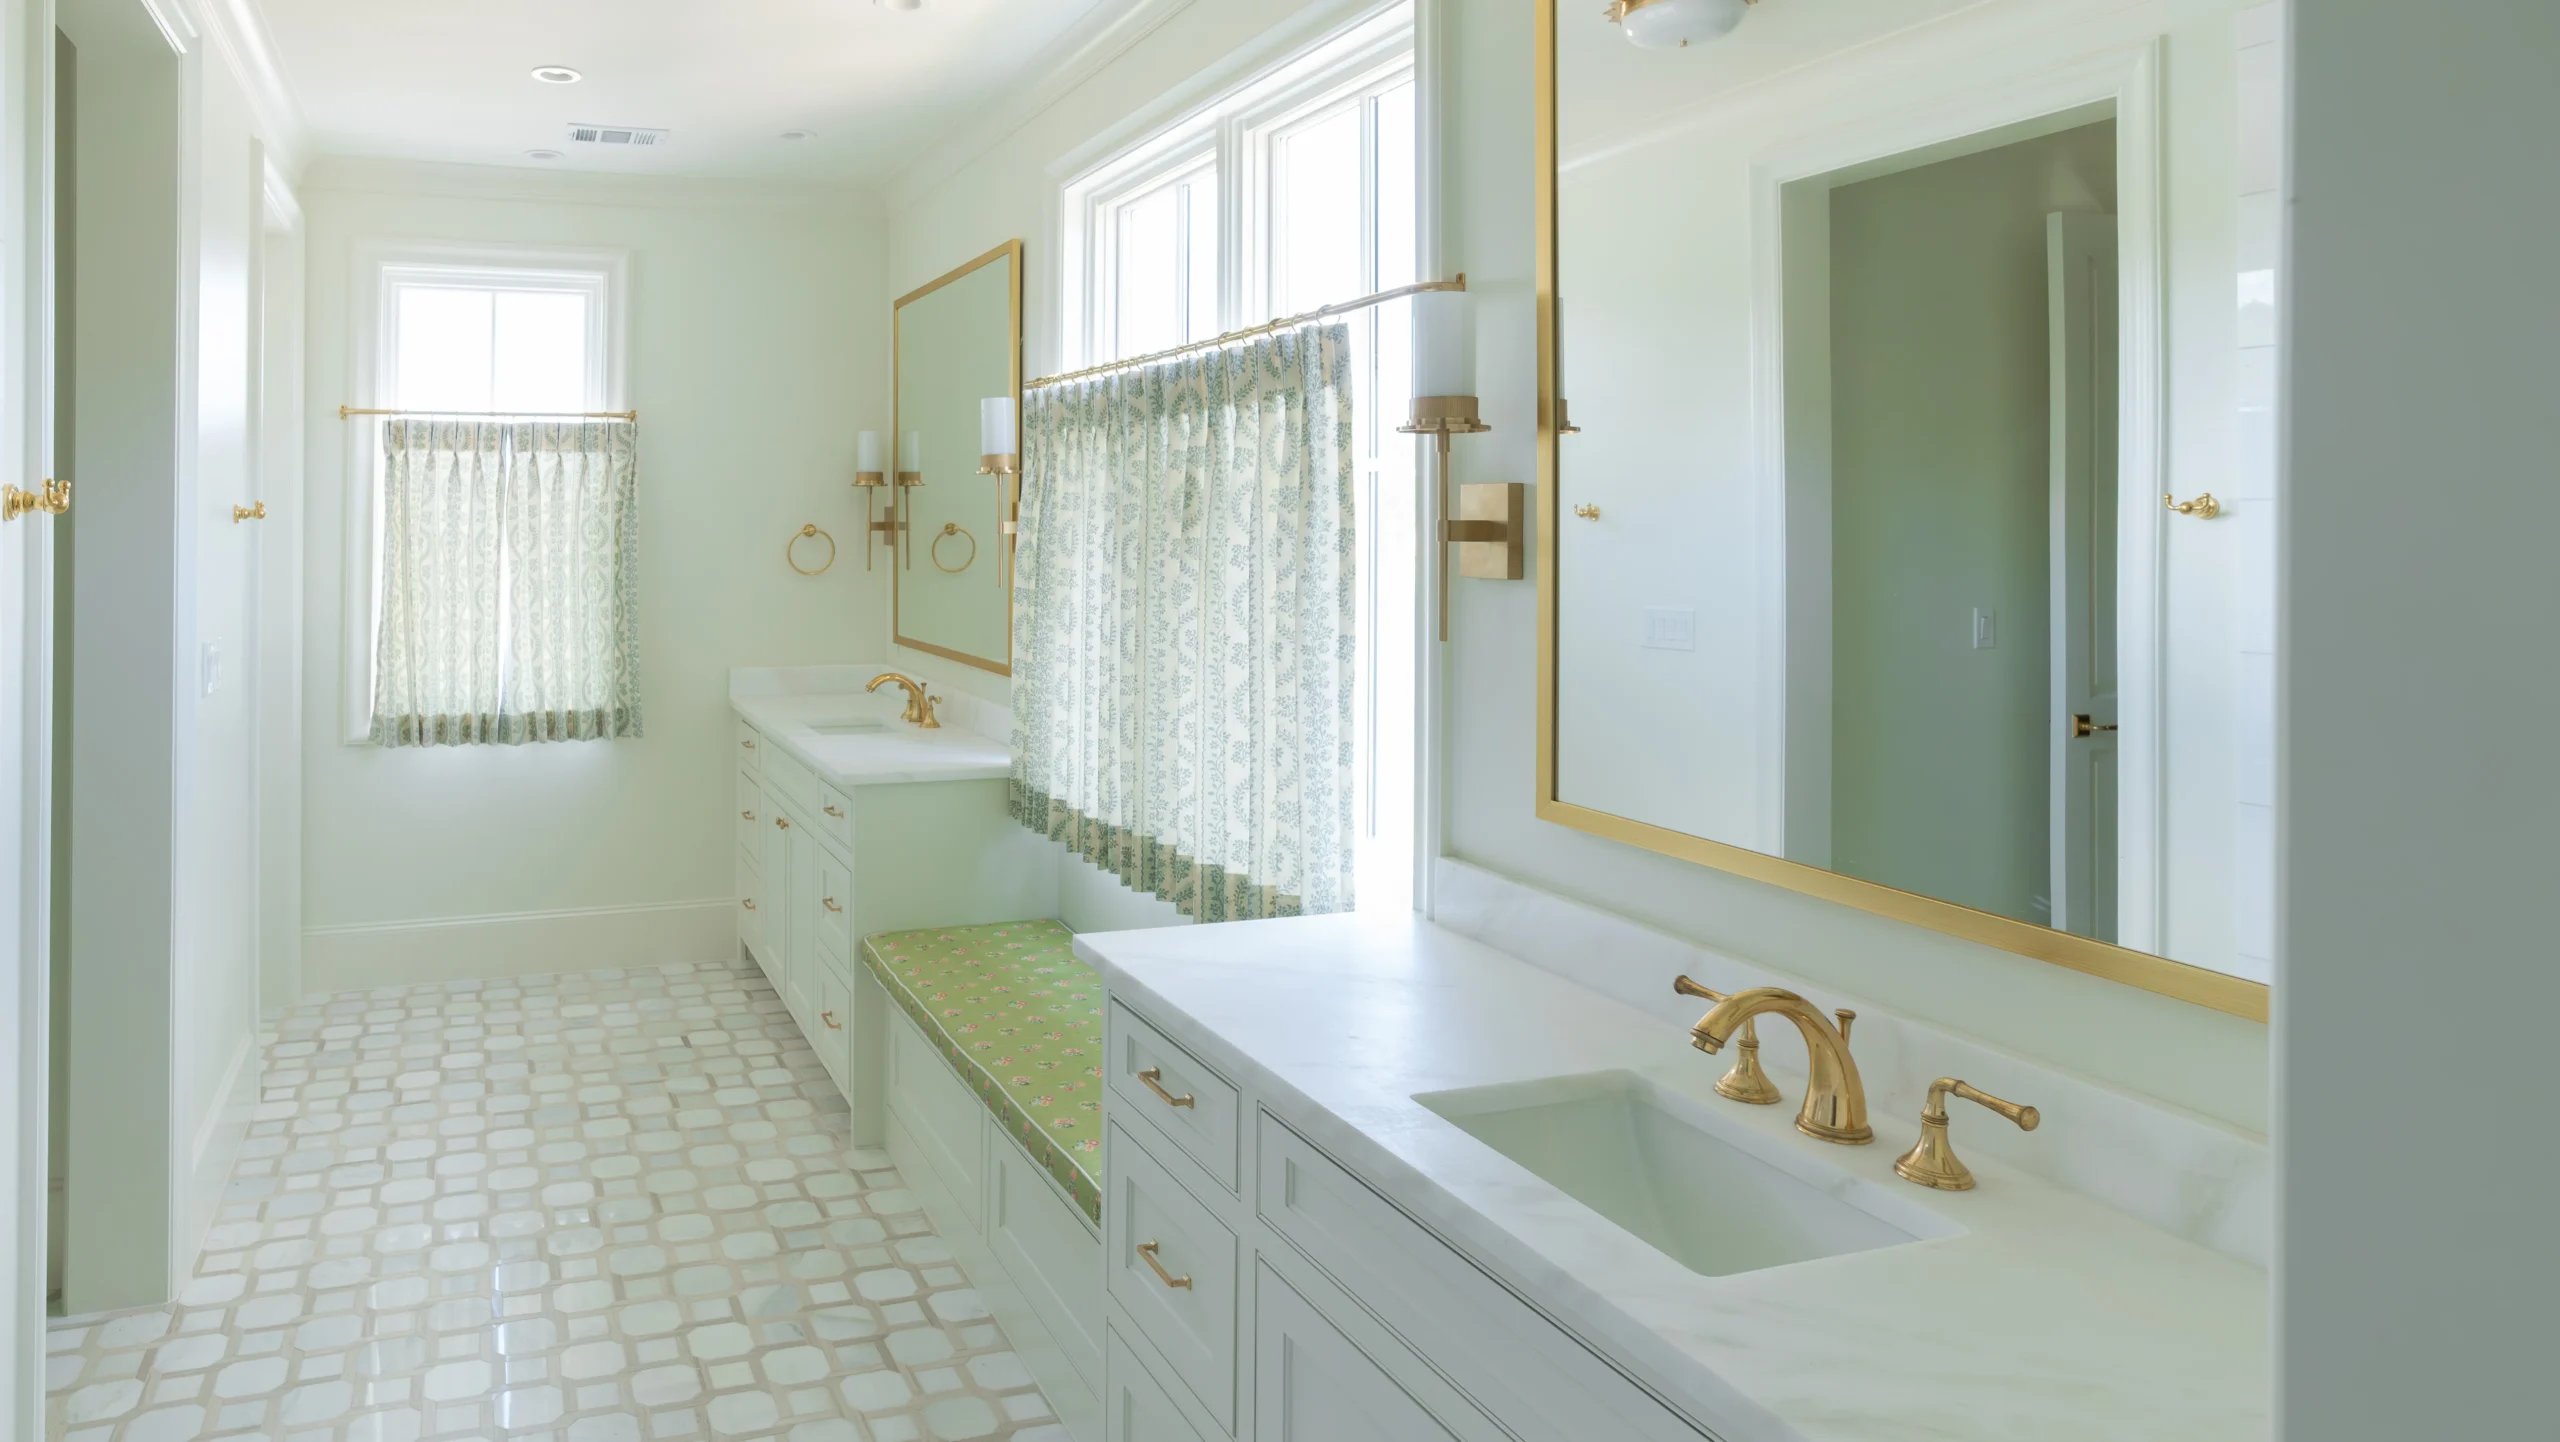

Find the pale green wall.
xmin=1826 ymin=121 xmax=2115 ymax=926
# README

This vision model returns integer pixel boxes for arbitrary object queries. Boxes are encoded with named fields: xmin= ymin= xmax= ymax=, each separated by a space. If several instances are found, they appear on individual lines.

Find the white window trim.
xmin=1060 ymin=3 xmax=1416 ymax=368
xmin=339 ymin=241 xmax=630 ymax=745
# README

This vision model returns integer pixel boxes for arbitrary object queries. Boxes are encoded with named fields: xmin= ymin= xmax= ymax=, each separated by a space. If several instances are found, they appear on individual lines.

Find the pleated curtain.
xmin=371 ymin=418 xmax=643 ymax=746
xmin=1011 ymin=323 xmax=1357 ymax=920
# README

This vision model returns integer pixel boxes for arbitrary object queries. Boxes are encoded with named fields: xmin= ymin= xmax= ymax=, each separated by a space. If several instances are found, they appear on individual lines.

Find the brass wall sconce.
xmin=854 ymin=430 xmax=903 ymax=569
xmin=979 ymin=396 xmax=1020 ymax=591
xmin=2 ymin=477 xmax=69 ymax=521
xmin=1402 ymin=282 xmax=1516 ymax=641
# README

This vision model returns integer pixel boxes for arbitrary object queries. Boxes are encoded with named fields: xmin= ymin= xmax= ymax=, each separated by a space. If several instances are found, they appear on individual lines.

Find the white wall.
xmin=298 ymin=162 xmax=889 ymax=990
xmin=2279 ymin=3 xmax=2560 ymax=1435
xmin=1443 ymin=0 xmax=2271 ymax=1135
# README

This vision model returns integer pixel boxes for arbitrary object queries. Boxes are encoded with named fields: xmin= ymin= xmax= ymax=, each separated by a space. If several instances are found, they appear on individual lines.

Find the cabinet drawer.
xmin=735 ymin=852 xmax=767 ymax=970
xmin=990 ymin=1138 xmax=1102 ymax=1392
xmin=735 ymin=719 xmax=765 ymax=773
xmin=813 ymin=968 xmax=851 ymax=1095
xmin=1107 ymin=1003 xmax=1240 ymax=1192
xmin=888 ymin=1013 xmax=984 ymax=1229
xmin=1106 ymin=1122 xmax=1238 ymax=1435
xmin=1255 ymin=1116 xmax=1711 ymax=1442
xmin=1107 ymin=1326 xmax=1211 ymax=1442
xmin=762 ymin=744 xmax=819 ymax=819
xmin=815 ymin=847 xmax=854 ymax=960
xmin=736 ymin=771 xmax=766 ymax=857
xmin=815 ymin=780 xmax=854 ymax=849
xmin=1255 ymin=1262 xmax=1485 ymax=1442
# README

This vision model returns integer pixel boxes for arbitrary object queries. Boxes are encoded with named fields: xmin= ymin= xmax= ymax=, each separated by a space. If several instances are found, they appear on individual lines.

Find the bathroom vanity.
xmin=1079 ymin=910 xmax=2268 ymax=1442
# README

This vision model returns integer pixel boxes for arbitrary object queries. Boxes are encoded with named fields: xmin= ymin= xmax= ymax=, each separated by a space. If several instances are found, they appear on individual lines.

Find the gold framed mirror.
xmin=1533 ymin=1 xmax=2268 ymax=1022
xmin=893 ymin=239 xmax=1023 ymax=675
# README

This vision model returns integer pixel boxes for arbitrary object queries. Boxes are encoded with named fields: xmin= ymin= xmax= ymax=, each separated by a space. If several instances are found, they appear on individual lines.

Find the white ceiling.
xmin=255 ymin=0 xmax=1129 ymax=183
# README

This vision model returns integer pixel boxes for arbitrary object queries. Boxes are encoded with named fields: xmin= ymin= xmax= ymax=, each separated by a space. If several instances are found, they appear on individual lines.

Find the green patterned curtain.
xmin=1012 ymin=324 xmax=1357 ymax=921
xmin=372 ymin=418 xmax=642 ymax=747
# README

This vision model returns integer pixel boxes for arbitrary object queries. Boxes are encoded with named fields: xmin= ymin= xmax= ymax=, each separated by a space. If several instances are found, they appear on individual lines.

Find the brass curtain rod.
xmin=338 ymin=405 xmax=639 ymax=422
xmin=1027 ymin=275 xmax=1468 ymax=391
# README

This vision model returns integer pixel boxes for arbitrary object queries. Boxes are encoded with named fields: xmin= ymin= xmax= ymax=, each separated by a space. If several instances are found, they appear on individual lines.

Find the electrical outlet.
xmin=1643 ymin=608 xmax=1697 ymax=651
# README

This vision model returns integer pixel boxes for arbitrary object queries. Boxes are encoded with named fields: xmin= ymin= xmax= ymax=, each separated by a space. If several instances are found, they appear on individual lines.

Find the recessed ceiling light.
xmin=526 ymin=149 xmax=564 ymax=161
xmin=874 ymin=0 xmax=924 ymax=11
xmin=780 ymin=130 xmax=815 ymax=142
xmin=531 ymin=65 xmax=583 ymax=84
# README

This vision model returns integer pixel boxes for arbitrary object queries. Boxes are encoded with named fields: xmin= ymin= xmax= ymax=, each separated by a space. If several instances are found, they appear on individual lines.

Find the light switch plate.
xmin=200 ymin=640 xmax=221 ymax=697
xmin=1643 ymin=608 xmax=1697 ymax=651
xmin=1972 ymin=608 xmax=1996 ymax=650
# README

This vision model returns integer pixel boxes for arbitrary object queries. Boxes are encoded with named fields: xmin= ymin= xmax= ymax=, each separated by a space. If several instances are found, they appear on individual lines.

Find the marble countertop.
xmin=730 ymin=666 xmax=1009 ymax=787
xmin=1076 ymin=912 xmax=2269 ymax=1442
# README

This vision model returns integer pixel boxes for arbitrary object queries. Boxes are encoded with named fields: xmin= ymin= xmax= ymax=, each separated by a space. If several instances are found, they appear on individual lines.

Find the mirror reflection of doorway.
xmin=1797 ymin=118 xmax=2121 ymax=936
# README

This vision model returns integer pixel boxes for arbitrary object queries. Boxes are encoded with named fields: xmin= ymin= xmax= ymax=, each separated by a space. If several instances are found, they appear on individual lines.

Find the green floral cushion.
xmin=859 ymin=920 xmax=1104 ymax=1223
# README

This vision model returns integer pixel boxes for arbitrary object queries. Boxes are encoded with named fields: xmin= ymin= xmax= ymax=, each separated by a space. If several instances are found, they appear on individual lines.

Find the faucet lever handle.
xmin=1672 ymin=974 xmax=1722 ymax=1001
xmin=1833 ymin=1009 xmax=1856 ymax=1048
xmin=1894 ymin=1077 xmax=2040 ymax=1192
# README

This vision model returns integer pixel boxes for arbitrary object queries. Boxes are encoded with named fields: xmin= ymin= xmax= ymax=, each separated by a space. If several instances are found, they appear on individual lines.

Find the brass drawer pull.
xmin=776 ymin=816 xmax=790 ymax=830
xmin=742 ymin=739 xmax=756 ymax=750
xmin=1136 ymin=1067 xmax=1195 ymax=1110
xmin=741 ymin=899 xmax=757 ymax=911
xmin=822 ymin=1010 xmax=842 ymax=1030
xmin=741 ymin=810 xmax=754 ymax=821
xmin=1136 ymin=1241 xmax=1191 ymax=1291
xmin=823 ymin=898 xmax=843 ymax=914
xmin=823 ymin=804 xmax=845 ymax=818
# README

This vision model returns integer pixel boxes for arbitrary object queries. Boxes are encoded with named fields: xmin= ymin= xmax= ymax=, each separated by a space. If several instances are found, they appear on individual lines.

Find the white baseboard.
xmin=301 ymin=899 xmax=737 ymax=998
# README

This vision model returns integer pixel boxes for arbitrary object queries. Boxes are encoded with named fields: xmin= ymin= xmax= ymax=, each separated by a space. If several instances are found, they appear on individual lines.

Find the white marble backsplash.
xmin=1430 ymin=858 xmax=2272 ymax=1269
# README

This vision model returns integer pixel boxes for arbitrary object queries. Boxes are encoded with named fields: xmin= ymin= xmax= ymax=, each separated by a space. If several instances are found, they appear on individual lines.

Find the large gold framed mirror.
xmin=1534 ymin=2 xmax=2269 ymax=1021
xmin=894 ymin=240 xmax=1023 ymax=674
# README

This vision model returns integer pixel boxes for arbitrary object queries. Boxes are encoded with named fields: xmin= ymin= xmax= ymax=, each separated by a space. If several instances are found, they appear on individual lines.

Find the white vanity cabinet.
xmin=1100 ymin=991 xmax=1716 ymax=1442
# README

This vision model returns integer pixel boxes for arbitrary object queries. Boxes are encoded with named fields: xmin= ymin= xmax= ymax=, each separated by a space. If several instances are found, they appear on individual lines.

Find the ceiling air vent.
xmin=566 ymin=124 xmax=669 ymax=148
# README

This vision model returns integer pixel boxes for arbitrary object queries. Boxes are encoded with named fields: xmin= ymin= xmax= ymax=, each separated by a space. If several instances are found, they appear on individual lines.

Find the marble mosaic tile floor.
xmin=45 ymin=959 xmax=1066 ymax=1442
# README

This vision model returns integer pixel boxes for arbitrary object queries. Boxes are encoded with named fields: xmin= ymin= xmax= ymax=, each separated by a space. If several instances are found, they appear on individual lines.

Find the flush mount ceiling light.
xmin=1605 ymin=0 xmax=1756 ymax=49
xmin=525 ymin=148 xmax=564 ymax=161
xmin=873 ymin=0 xmax=924 ymax=9
xmin=530 ymin=65 xmax=583 ymax=84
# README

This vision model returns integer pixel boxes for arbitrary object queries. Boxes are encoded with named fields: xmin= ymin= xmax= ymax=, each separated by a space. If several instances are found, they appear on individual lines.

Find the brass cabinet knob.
xmin=1894 ymin=1078 xmax=2040 ymax=1192
xmin=775 ymin=816 xmax=790 ymax=830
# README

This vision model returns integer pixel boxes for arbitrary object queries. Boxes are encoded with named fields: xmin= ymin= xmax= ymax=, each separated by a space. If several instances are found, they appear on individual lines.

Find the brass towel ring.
xmin=931 ymin=521 xmax=978 ymax=574
xmin=787 ymin=523 xmax=837 ymax=576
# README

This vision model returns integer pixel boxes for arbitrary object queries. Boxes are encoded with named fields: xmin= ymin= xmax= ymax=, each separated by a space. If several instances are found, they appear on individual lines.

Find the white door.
xmin=2048 ymin=212 xmax=2120 ymax=941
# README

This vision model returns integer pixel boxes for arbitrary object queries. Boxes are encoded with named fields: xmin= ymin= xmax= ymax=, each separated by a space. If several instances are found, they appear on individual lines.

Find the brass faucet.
xmin=1675 ymin=979 xmax=1872 ymax=1144
xmin=866 ymin=672 xmax=943 ymax=729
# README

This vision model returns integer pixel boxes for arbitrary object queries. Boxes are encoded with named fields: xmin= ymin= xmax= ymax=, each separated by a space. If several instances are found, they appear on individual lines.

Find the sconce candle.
xmin=978 ymin=397 xmax=1019 ymax=475
xmin=1411 ymin=289 xmax=1478 ymax=399
xmin=856 ymin=430 xmax=885 ymax=476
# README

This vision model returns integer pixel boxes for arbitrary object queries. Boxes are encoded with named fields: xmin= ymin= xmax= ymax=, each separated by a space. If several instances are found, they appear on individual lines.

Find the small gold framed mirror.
xmin=893 ymin=240 xmax=1023 ymax=675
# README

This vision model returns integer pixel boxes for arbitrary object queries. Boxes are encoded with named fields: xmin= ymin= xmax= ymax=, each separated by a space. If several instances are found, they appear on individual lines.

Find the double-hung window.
xmin=1059 ymin=7 xmax=1421 ymax=911
xmin=343 ymin=246 xmax=635 ymax=745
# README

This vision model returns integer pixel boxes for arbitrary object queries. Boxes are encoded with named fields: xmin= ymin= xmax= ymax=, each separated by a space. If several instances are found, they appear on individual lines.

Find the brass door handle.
xmin=3 ymin=478 xmax=68 ymax=521
xmin=1136 ymin=1067 xmax=1195 ymax=1109
xmin=2164 ymin=491 xmax=2221 ymax=519
xmin=1136 ymin=1241 xmax=1192 ymax=1291
xmin=823 ymin=805 xmax=844 ymax=818
xmin=823 ymin=898 xmax=842 ymax=914
xmin=2072 ymin=714 xmax=2120 ymax=738
xmin=822 ymin=1010 xmax=842 ymax=1030
xmin=1573 ymin=503 xmax=1600 ymax=520
xmin=232 ymin=501 xmax=267 ymax=523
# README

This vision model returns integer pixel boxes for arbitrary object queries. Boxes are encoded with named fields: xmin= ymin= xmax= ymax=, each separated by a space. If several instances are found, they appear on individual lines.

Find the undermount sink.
xmin=806 ymin=719 xmax=889 ymax=735
xmin=1415 ymin=1070 xmax=1959 ymax=1278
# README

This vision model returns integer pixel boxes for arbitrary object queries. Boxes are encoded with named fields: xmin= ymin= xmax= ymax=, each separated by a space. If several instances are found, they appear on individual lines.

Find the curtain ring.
xmin=787 ymin=523 xmax=837 ymax=576
xmin=931 ymin=521 xmax=977 ymax=574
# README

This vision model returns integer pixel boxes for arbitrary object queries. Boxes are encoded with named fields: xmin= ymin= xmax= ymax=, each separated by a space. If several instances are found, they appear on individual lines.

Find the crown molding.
xmin=882 ymin=0 xmax=1196 ymax=214
xmin=196 ymin=0 xmax=311 ymax=174
xmin=300 ymin=156 xmax=883 ymax=217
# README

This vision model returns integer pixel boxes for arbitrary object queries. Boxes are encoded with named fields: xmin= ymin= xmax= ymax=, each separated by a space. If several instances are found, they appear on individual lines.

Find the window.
xmin=1060 ymin=8 xmax=1421 ymax=911
xmin=341 ymin=246 xmax=630 ymax=744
